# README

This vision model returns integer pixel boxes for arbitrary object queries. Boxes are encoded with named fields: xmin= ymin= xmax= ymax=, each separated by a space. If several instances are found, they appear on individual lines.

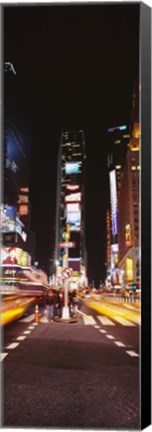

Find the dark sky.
xmin=4 ymin=3 xmax=139 ymax=285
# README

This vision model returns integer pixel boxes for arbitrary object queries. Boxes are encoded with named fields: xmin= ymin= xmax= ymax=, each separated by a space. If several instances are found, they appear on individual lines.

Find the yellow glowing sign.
xmin=126 ymin=258 xmax=133 ymax=280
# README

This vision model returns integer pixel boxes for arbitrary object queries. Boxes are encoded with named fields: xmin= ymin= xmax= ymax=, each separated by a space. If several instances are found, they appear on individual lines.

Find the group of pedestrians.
xmin=45 ymin=288 xmax=79 ymax=322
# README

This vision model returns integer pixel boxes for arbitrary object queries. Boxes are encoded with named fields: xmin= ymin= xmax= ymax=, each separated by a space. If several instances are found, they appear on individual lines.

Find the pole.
xmin=62 ymin=246 xmax=70 ymax=319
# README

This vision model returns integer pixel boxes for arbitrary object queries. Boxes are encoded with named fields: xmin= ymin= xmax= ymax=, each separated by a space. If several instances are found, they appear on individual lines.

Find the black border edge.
xmin=140 ymin=1 xmax=151 ymax=430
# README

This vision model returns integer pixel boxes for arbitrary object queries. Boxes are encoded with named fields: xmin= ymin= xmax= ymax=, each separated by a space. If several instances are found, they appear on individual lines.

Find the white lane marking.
xmin=33 ymin=322 xmax=38 ymax=326
xmin=16 ymin=336 xmax=26 ymax=341
xmin=0 ymin=353 xmax=8 ymax=361
xmin=126 ymin=350 xmax=139 ymax=357
xmin=19 ymin=314 xmax=35 ymax=323
xmin=28 ymin=326 xmax=34 ymax=330
xmin=114 ymin=341 xmax=125 ymax=347
xmin=97 ymin=316 xmax=115 ymax=326
xmin=106 ymin=334 xmax=115 ymax=340
xmin=23 ymin=331 xmax=31 ymax=334
xmin=113 ymin=316 xmax=135 ymax=326
xmin=6 ymin=343 xmax=19 ymax=349
xmin=100 ymin=329 xmax=107 ymax=333
xmin=94 ymin=325 xmax=100 ymax=329
xmin=83 ymin=315 xmax=96 ymax=325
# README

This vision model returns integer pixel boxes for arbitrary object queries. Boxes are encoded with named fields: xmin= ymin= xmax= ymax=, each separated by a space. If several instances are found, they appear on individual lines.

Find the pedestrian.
xmin=46 ymin=288 xmax=56 ymax=322
xmin=72 ymin=290 xmax=79 ymax=316
xmin=57 ymin=288 xmax=63 ymax=318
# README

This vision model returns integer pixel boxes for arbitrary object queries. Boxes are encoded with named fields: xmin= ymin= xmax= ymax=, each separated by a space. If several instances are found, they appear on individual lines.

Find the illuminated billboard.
xmin=1 ymin=246 xmax=29 ymax=266
xmin=125 ymin=224 xmax=132 ymax=247
xmin=65 ymin=192 xmax=81 ymax=202
xmin=0 ymin=205 xmax=16 ymax=232
xmin=110 ymin=170 xmax=118 ymax=235
xmin=19 ymin=204 xmax=28 ymax=216
xmin=66 ymin=211 xmax=81 ymax=225
xmin=126 ymin=258 xmax=133 ymax=281
xmin=66 ymin=185 xmax=79 ymax=191
xmin=111 ymin=243 xmax=118 ymax=269
xmin=66 ymin=203 xmax=80 ymax=213
xmin=65 ymin=162 xmax=79 ymax=175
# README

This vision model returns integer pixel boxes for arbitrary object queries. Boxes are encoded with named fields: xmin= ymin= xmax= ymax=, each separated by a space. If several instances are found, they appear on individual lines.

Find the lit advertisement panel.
xmin=19 ymin=204 xmax=28 ymax=216
xmin=66 ymin=185 xmax=79 ymax=191
xmin=66 ymin=203 xmax=80 ymax=213
xmin=69 ymin=225 xmax=80 ymax=232
xmin=65 ymin=192 xmax=81 ymax=202
xmin=66 ymin=211 xmax=81 ymax=225
xmin=110 ymin=170 xmax=118 ymax=235
xmin=126 ymin=258 xmax=133 ymax=281
xmin=65 ymin=162 xmax=79 ymax=175
xmin=0 ymin=205 xmax=16 ymax=232
xmin=6 ymin=205 xmax=17 ymax=221
xmin=111 ymin=243 xmax=118 ymax=269
xmin=1 ymin=246 xmax=29 ymax=266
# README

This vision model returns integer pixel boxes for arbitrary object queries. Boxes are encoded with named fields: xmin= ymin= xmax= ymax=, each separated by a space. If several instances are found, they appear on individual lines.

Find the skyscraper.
xmin=107 ymin=125 xmax=130 ymax=284
xmin=118 ymin=82 xmax=140 ymax=289
xmin=55 ymin=129 xmax=87 ymax=289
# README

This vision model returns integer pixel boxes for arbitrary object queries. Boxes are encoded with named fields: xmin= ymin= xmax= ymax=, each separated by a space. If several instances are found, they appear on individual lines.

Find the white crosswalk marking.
xmin=113 ymin=316 xmax=135 ymax=326
xmin=19 ymin=314 xmax=35 ymax=323
xmin=6 ymin=343 xmax=19 ymax=349
xmin=114 ymin=341 xmax=125 ymax=347
xmin=16 ymin=336 xmax=26 ymax=341
xmin=97 ymin=316 xmax=115 ymax=326
xmin=82 ymin=315 xmax=96 ymax=325
xmin=126 ymin=350 xmax=139 ymax=357
xmin=0 ymin=353 xmax=8 ymax=361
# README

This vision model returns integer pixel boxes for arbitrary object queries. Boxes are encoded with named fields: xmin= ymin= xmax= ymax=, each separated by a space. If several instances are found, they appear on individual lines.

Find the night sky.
xmin=4 ymin=3 xmax=139 ymax=285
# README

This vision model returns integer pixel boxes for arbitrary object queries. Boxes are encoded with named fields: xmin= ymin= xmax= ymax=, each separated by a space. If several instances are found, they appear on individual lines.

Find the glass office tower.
xmin=55 ymin=129 xmax=87 ymax=289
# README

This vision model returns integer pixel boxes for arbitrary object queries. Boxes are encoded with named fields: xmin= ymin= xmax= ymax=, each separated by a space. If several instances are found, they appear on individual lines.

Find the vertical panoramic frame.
xmin=0 ymin=1 xmax=151 ymax=430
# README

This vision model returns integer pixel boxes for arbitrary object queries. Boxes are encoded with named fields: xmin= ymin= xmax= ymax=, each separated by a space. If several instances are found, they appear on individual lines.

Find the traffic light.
xmin=66 ymin=224 xmax=70 ymax=233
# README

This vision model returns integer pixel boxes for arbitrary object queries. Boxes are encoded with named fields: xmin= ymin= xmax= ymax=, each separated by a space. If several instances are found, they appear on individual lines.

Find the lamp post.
xmin=61 ymin=224 xmax=71 ymax=320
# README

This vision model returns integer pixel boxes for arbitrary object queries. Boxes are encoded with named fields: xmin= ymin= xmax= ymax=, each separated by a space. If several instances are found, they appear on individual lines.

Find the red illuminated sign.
xmin=66 ymin=185 xmax=79 ymax=191
xmin=58 ymin=241 xmax=76 ymax=248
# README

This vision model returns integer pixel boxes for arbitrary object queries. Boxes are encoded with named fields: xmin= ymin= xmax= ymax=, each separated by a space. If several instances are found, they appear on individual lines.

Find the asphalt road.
xmin=1 ymin=300 xmax=140 ymax=429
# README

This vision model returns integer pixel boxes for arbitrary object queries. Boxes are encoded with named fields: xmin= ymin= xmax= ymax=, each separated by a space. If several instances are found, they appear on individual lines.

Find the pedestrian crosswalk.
xmin=81 ymin=313 xmax=139 ymax=327
xmin=19 ymin=311 xmax=140 ymax=327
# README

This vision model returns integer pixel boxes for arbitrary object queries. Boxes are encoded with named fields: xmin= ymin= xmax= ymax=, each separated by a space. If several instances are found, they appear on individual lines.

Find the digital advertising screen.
xmin=66 ymin=203 xmax=80 ymax=213
xmin=1 ymin=246 xmax=29 ymax=266
xmin=66 ymin=211 xmax=81 ymax=225
xmin=110 ymin=170 xmax=118 ymax=235
xmin=65 ymin=192 xmax=81 ymax=202
xmin=65 ymin=162 xmax=79 ymax=175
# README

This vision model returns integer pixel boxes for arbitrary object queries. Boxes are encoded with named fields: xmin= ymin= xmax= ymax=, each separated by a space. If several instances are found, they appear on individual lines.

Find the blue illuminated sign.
xmin=65 ymin=162 xmax=79 ymax=175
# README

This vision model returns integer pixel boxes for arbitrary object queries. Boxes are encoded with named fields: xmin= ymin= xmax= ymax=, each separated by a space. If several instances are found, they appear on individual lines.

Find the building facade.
xmin=107 ymin=125 xmax=130 ymax=285
xmin=118 ymin=82 xmax=140 ymax=289
xmin=55 ymin=129 xmax=87 ymax=289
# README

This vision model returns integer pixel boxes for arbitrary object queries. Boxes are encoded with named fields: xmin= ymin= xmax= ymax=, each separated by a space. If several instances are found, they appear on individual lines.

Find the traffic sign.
xmin=58 ymin=241 xmax=76 ymax=248
xmin=62 ymin=267 xmax=73 ymax=279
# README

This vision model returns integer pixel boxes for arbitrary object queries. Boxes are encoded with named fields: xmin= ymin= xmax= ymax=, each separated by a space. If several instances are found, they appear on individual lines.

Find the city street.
xmin=2 ymin=297 xmax=140 ymax=429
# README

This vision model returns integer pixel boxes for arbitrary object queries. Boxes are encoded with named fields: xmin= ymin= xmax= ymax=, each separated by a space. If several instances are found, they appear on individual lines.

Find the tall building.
xmin=2 ymin=62 xmax=35 ymax=266
xmin=107 ymin=125 xmax=130 ymax=284
xmin=55 ymin=129 xmax=87 ymax=289
xmin=105 ymin=209 xmax=111 ymax=282
xmin=118 ymin=82 xmax=140 ymax=288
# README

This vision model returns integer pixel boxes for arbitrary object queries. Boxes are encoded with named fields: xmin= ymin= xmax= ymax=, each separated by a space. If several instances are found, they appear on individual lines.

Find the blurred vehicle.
xmin=0 ymin=264 xmax=48 ymax=300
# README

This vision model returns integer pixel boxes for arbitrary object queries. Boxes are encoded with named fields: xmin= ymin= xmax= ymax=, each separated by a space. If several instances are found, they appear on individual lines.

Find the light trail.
xmin=85 ymin=297 xmax=141 ymax=326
